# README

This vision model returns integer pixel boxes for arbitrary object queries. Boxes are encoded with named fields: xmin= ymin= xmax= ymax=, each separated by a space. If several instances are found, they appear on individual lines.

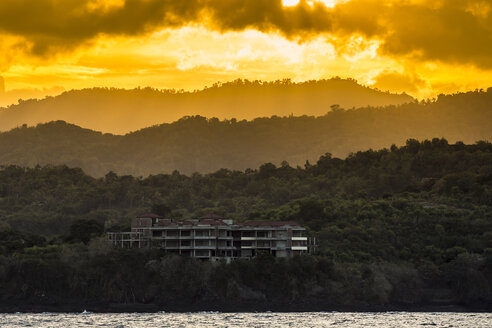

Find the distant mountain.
xmin=0 ymin=89 xmax=490 ymax=177
xmin=0 ymin=78 xmax=413 ymax=134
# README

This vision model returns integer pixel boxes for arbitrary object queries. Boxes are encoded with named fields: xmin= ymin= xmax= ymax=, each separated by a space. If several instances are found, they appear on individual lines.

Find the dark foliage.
xmin=66 ymin=219 xmax=104 ymax=244
xmin=0 ymin=139 xmax=491 ymax=310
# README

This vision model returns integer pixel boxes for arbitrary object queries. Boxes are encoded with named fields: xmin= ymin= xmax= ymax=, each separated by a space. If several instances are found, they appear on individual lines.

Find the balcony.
xmin=194 ymin=235 xmax=215 ymax=239
xmin=292 ymin=237 xmax=307 ymax=241
xmin=216 ymin=246 xmax=235 ymax=250
xmin=256 ymin=237 xmax=278 ymax=240
xmin=162 ymin=235 xmax=180 ymax=239
xmin=179 ymin=235 xmax=193 ymax=239
xmin=291 ymin=246 xmax=308 ymax=251
xmin=194 ymin=245 xmax=216 ymax=249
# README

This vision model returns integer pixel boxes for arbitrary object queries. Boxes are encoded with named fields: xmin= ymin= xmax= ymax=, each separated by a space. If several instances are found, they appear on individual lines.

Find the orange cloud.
xmin=0 ymin=0 xmax=490 ymax=68
xmin=0 ymin=0 xmax=490 ymax=104
xmin=372 ymin=70 xmax=426 ymax=94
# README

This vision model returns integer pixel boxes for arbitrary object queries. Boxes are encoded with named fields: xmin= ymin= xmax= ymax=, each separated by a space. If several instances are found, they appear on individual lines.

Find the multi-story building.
xmin=108 ymin=213 xmax=315 ymax=260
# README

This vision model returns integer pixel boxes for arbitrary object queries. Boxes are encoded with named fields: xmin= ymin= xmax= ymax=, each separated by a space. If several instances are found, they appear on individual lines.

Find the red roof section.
xmin=153 ymin=218 xmax=229 ymax=226
xmin=155 ymin=220 xmax=177 ymax=227
xmin=198 ymin=219 xmax=228 ymax=226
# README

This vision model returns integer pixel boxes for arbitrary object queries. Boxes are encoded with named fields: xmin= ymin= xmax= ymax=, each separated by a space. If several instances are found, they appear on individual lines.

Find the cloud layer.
xmin=0 ymin=0 xmax=491 ymax=67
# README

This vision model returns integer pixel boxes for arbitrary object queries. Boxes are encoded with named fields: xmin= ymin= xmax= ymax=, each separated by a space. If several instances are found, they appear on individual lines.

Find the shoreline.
xmin=1 ymin=302 xmax=490 ymax=314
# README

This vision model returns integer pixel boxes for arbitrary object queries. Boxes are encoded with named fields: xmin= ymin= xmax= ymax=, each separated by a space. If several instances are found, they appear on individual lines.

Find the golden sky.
xmin=0 ymin=0 xmax=491 ymax=106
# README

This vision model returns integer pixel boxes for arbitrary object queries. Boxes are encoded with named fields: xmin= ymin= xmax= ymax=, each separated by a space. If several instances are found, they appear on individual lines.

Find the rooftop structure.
xmin=108 ymin=213 xmax=316 ymax=260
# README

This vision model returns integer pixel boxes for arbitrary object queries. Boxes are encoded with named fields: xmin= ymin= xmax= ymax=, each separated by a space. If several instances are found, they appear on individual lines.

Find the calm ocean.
xmin=0 ymin=312 xmax=491 ymax=327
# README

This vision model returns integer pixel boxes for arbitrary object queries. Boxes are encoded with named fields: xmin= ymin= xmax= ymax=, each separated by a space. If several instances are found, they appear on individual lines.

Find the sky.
xmin=0 ymin=0 xmax=491 ymax=107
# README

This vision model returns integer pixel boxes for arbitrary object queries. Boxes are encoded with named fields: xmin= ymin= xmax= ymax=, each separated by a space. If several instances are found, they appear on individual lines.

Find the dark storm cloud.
xmin=376 ymin=0 xmax=492 ymax=68
xmin=0 ymin=0 xmax=203 ymax=53
xmin=0 ymin=0 xmax=491 ymax=67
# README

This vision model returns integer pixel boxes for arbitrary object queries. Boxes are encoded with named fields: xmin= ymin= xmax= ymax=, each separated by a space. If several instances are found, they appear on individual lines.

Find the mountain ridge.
xmin=0 ymin=88 xmax=490 ymax=177
xmin=0 ymin=78 xmax=413 ymax=134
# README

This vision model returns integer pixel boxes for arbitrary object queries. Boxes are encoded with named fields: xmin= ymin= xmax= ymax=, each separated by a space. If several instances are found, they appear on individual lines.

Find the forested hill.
xmin=0 ymin=78 xmax=412 ymax=134
xmin=1 ymin=139 xmax=490 ymax=237
xmin=0 ymin=140 xmax=491 ymax=310
xmin=0 ymin=88 xmax=490 ymax=177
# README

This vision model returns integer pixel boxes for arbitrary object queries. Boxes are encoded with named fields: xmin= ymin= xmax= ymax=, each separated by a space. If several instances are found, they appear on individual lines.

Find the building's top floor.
xmin=132 ymin=213 xmax=306 ymax=232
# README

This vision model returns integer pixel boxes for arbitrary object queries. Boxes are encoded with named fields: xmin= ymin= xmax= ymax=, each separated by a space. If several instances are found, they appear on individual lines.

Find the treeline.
xmin=0 ymin=139 xmax=491 ymax=310
xmin=0 ymin=88 xmax=490 ymax=176
xmin=0 ymin=138 xmax=491 ymax=238
xmin=0 ymin=78 xmax=412 ymax=134
xmin=1 ymin=247 xmax=490 ymax=312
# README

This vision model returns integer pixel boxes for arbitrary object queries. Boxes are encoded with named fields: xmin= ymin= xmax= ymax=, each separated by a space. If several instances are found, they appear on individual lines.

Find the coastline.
xmin=0 ymin=301 xmax=489 ymax=314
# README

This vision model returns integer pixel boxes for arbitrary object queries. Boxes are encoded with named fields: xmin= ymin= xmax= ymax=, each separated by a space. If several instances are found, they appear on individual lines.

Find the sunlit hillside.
xmin=0 ymin=88 xmax=489 ymax=177
xmin=0 ymin=78 xmax=413 ymax=134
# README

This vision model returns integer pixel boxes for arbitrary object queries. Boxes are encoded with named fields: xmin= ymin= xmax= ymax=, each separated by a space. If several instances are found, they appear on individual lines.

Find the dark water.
xmin=0 ymin=312 xmax=490 ymax=327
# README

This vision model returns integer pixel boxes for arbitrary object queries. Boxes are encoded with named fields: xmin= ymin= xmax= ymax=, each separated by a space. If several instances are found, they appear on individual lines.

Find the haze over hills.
xmin=0 ymin=78 xmax=413 ymax=134
xmin=0 ymin=88 xmax=490 ymax=177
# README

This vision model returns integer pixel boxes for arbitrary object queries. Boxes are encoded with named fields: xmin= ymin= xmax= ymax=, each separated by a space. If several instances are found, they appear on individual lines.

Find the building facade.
xmin=108 ymin=213 xmax=315 ymax=260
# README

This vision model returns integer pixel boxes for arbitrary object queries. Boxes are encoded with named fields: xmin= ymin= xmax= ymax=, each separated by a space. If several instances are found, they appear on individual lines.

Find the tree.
xmin=67 ymin=219 xmax=104 ymax=244
xmin=151 ymin=203 xmax=172 ymax=218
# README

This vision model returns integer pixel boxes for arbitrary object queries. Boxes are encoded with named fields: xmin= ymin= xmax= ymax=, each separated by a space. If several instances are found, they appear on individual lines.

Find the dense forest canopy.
xmin=0 ymin=139 xmax=491 ymax=310
xmin=0 ymin=78 xmax=413 ymax=134
xmin=0 ymin=88 xmax=490 ymax=177
xmin=0 ymin=138 xmax=490 ymax=241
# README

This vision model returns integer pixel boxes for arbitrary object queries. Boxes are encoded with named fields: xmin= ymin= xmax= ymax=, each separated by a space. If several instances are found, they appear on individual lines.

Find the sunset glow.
xmin=0 ymin=0 xmax=491 ymax=107
xmin=282 ymin=0 xmax=301 ymax=6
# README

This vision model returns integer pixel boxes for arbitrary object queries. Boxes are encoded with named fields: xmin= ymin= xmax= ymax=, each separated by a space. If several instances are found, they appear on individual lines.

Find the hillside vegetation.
xmin=0 ymin=88 xmax=490 ymax=176
xmin=0 ymin=139 xmax=491 ymax=310
xmin=0 ymin=78 xmax=413 ymax=134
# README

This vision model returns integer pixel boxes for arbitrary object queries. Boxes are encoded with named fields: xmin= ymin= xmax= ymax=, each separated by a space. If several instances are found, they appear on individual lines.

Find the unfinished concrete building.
xmin=108 ymin=213 xmax=315 ymax=260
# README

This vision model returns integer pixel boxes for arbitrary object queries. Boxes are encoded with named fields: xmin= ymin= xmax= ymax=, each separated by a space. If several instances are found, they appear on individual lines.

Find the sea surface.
xmin=0 ymin=312 xmax=490 ymax=328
